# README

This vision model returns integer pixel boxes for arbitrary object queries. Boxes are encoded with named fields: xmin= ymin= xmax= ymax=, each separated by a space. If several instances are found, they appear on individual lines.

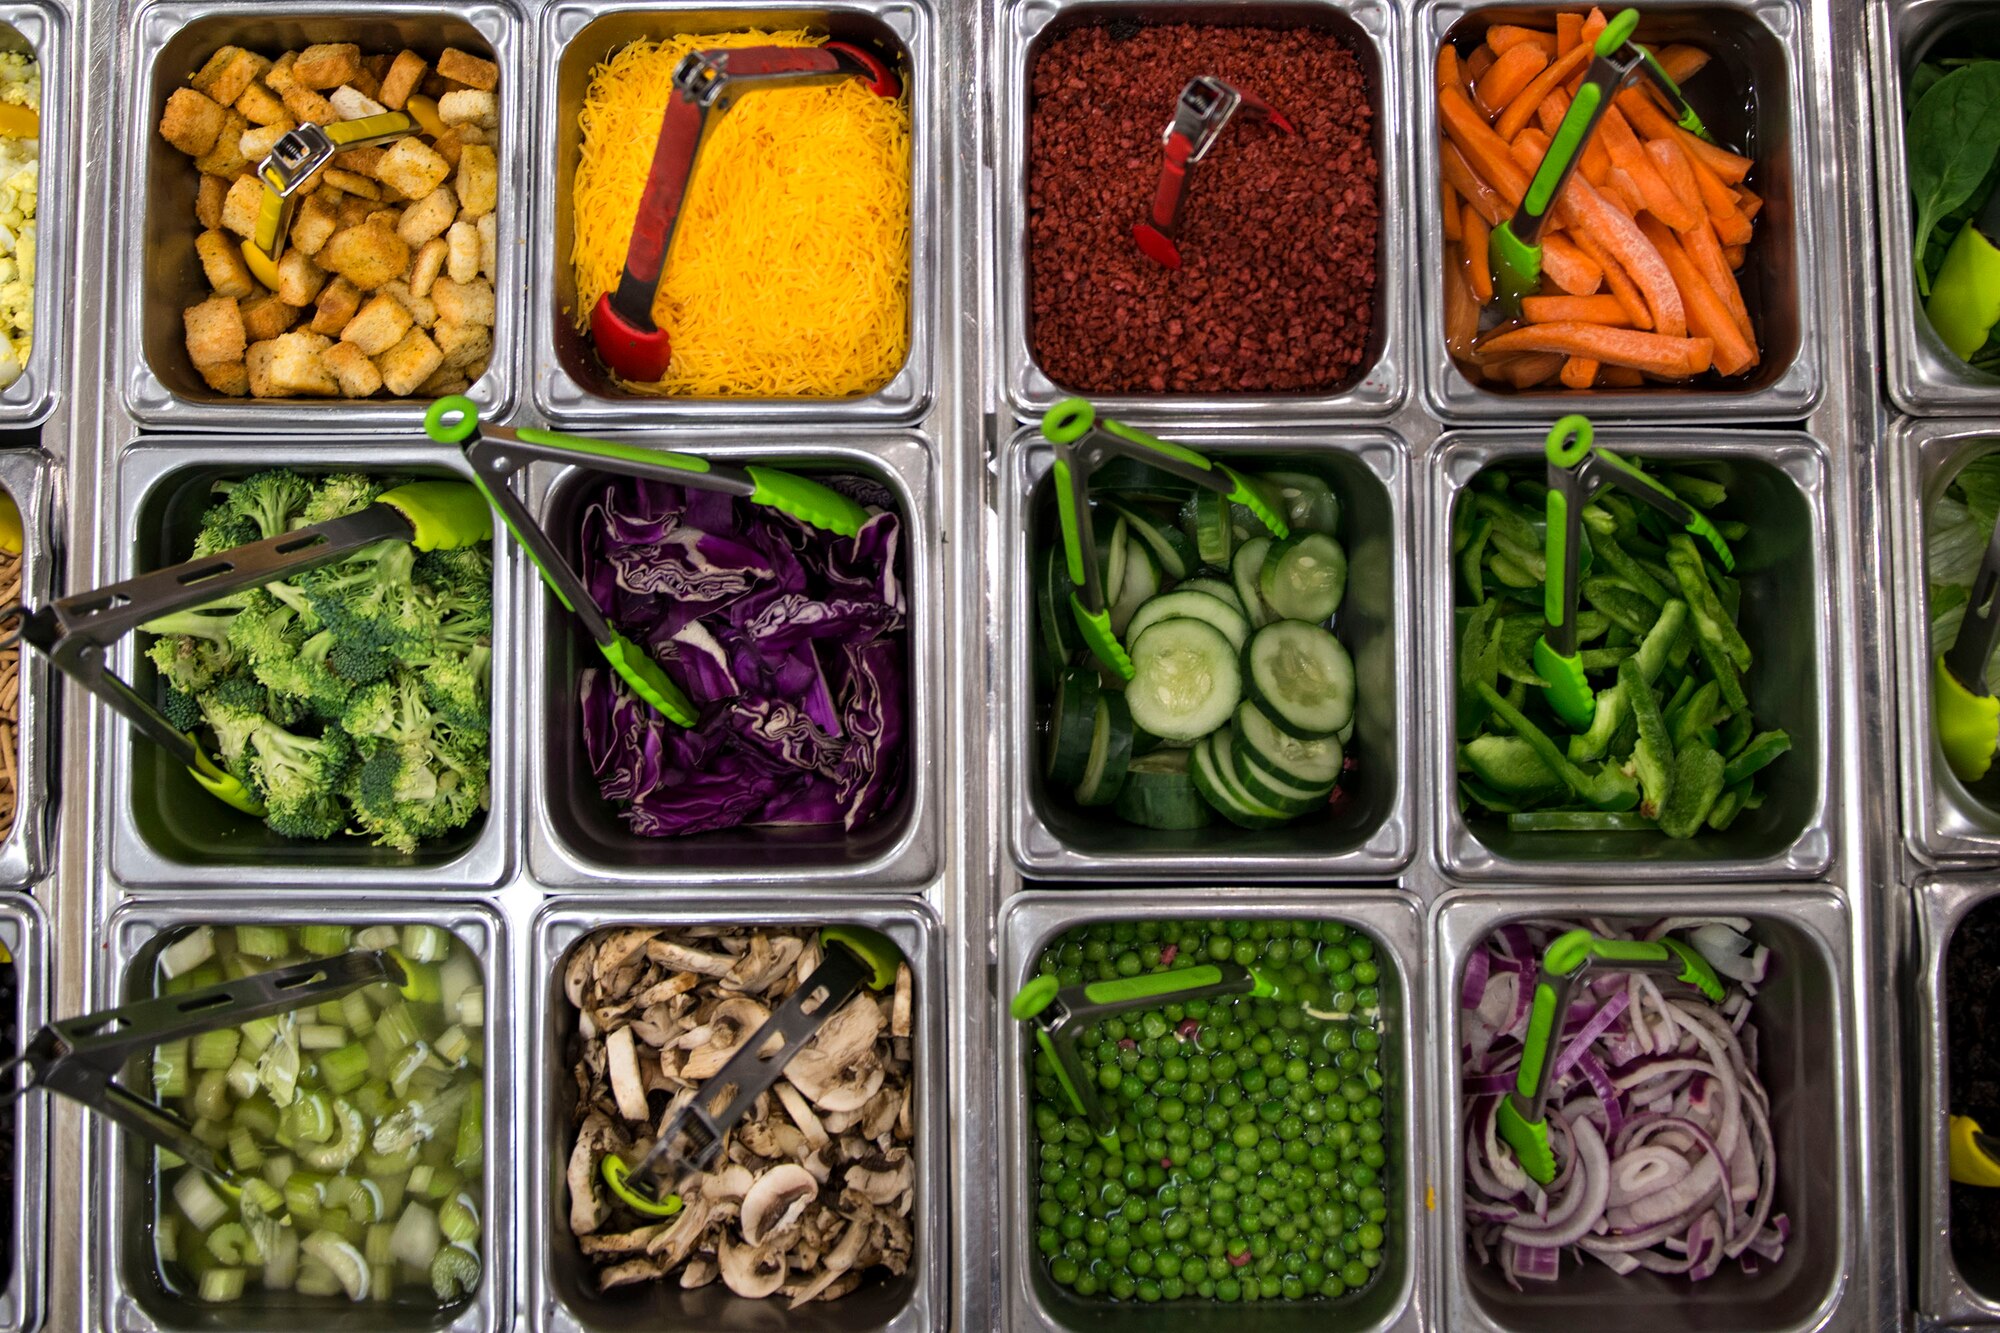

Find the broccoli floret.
xmin=419 ymin=644 xmax=490 ymax=733
xmin=147 ymin=634 xmax=239 ymax=695
xmin=346 ymin=739 xmax=466 ymax=853
xmin=300 ymin=473 xmax=387 ymax=526
xmin=222 ymin=595 xmax=301 ymax=666
xmin=161 ymin=686 xmax=202 ymax=733
xmin=341 ymin=672 xmax=433 ymax=746
xmin=247 ymin=720 xmax=355 ymax=836
xmin=214 ymin=470 xmax=314 ymax=541
xmin=197 ymin=675 xmax=274 ymax=779
xmin=412 ymin=546 xmax=493 ymax=601
xmin=253 ymin=630 xmax=353 ymax=719
xmin=193 ymin=505 xmax=261 ymax=557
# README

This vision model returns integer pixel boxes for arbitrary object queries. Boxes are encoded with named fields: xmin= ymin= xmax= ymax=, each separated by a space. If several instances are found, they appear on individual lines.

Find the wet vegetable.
xmin=1027 ymin=918 xmax=1393 ymax=1304
xmin=1908 ymin=62 xmax=2000 ymax=301
xmin=1948 ymin=897 xmax=2000 ymax=1283
xmin=1930 ymin=452 xmax=2000 ymax=723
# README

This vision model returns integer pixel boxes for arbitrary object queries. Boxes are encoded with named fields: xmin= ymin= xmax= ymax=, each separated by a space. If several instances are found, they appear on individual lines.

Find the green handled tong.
xmin=1629 ymin=41 xmax=1716 ymax=143
xmin=422 ymin=395 xmax=872 ymax=729
xmin=599 ymin=925 xmax=903 ymax=1217
xmin=1536 ymin=414 xmax=1734 ymax=731
xmin=0 ymin=948 xmax=405 ymax=1185
xmin=1934 ymin=509 xmax=2000 ymax=783
xmin=4 ymin=481 xmax=491 ymax=817
xmin=1041 ymin=397 xmax=1287 ymax=679
xmin=1494 ymin=928 xmax=1724 ymax=1186
xmin=1011 ymin=961 xmax=1284 ymax=1152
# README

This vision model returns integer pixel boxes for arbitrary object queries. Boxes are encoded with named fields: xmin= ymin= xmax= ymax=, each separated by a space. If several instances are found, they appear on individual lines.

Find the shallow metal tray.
xmin=0 ymin=0 xmax=74 ymax=429
xmin=0 ymin=896 xmax=48 ymax=1333
xmin=0 ymin=446 xmax=58 ymax=890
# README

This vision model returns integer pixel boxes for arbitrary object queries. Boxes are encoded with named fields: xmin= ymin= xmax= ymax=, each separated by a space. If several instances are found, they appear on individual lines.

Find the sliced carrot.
xmin=1599 ymin=365 xmax=1645 ymax=387
xmin=1468 ymin=44 xmax=1497 ymax=88
xmin=1569 ymin=226 xmax=1651 ymax=327
xmin=1646 ymin=136 xmax=1705 ymax=226
xmin=1657 ymin=44 xmax=1710 ymax=84
xmin=1444 ymin=241 xmax=1481 ymax=363
xmin=1465 ymin=203 xmax=1494 ymax=302
xmin=1443 ymin=177 xmax=1464 ymax=241
xmin=1722 ymin=243 xmax=1746 ymax=268
xmin=1478 ymin=42 xmax=1549 ymax=118
xmin=1561 ymin=356 xmax=1601 ymax=389
xmin=1638 ymin=215 xmax=1757 ymax=375
xmin=1439 ymin=44 xmax=1463 ymax=97
xmin=1607 ymin=167 xmax=1649 ymax=217
xmin=1522 ymin=294 xmax=1632 ymax=325
xmin=1562 ymin=174 xmax=1687 ymax=336
xmin=1494 ymin=38 xmax=1595 ymax=142
xmin=1475 ymin=321 xmax=1715 ymax=378
xmin=1600 ymin=106 xmax=1703 ymax=229
xmin=1486 ymin=24 xmax=1558 ymax=58
xmin=1441 ymin=83 xmax=1531 ymax=207
xmin=1735 ymin=186 xmax=1763 ymax=220
xmin=1537 ymin=90 xmax=1570 ymax=138
xmin=1711 ymin=206 xmax=1753 ymax=246
xmin=1542 ymin=234 xmax=1603 ymax=295
xmin=1674 ymin=126 xmax=1753 ymax=185
xmin=1682 ymin=218 xmax=1755 ymax=344
xmin=1516 ymin=127 xmax=1550 ymax=160
xmin=1503 ymin=352 xmax=1569 ymax=388
xmin=1441 ymin=140 xmax=1509 ymax=227
xmin=1581 ymin=131 xmax=1614 ymax=188
xmin=1557 ymin=12 xmax=1584 ymax=56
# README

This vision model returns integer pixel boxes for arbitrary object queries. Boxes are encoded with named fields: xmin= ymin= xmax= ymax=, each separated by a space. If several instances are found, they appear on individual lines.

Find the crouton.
xmin=244 ymin=338 xmax=278 ymax=397
xmin=453 ymin=145 xmax=496 ymax=218
xmin=294 ymin=43 xmax=362 ymax=90
xmin=275 ymin=247 xmax=326 ymax=307
xmin=321 ymin=340 xmax=383 ymax=397
xmin=378 ymin=51 xmax=427 ymax=110
xmin=396 ymin=183 xmax=455 ymax=247
xmin=192 ymin=46 xmax=270 ymax=109
xmin=434 ymin=318 xmax=491 ymax=371
xmin=195 ymin=175 xmax=227 ymax=230
xmin=476 ymin=212 xmax=496 ymax=281
xmin=416 ymin=364 xmax=470 ymax=396
xmin=239 ymin=120 xmax=293 ymax=162
xmin=239 ymin=291 xmax=299 ymax=342
xmin=281 ymin=85 xmax=336 ymax=127
xmin=335 ymin=195 xmax=373 ymax=229
xmin=183 ymin=295 xmax=246 ymax=368
xmin=380 ymin=279 xmax=436 ymax=329
xmin=428 ymin=126 xmax=469 ymax=169
xmin=349 ymin=67 xmax=382 ymax=100
xmin=220 ymin=175 xmax=265 ymax=240
xmin=436 ymin=48 xmax=499 ymax=92
xmin=329 ymin=85 xmax=387 ymax=121
xmin=160 ymin=88 xmax=227 ymax=157
xmin=430 ymin=276 xmax=494 ymax=328
xmin=266 ymin=329 xmax=339 ymax=396
xmin=310 ymin=276 xmax=361 ymax=335
xmin=437 ymin=90 xmax=498 ymax=129
xmin=195 ymin=228 xmax=256 ymax=298
xmin=290 ymin=192 xmax=339 ymax=257
xmin=340 ymin=292 xmax=414 ymax=355
xmin=234 ymin=81 xmax=288 ymax=126
xmin=374 ymin=327 xmax=443 ymax=395
xmin=264 ymin=51 xmax=300 ymax=94
xmin=445 ymin=219 xmax=479 ymax=284
xmin=375 ymin=138 xmax=450 ymax=201
xmin=408 ymin=236 xmax=447 ymax=297
xmin=363 ymin=53 xmax=393 ymax=81
xmin=332 ymin=144 xmax=384 ymax=179
xmin=463 ymin=357 xmax=489 ymax=383
xmin=420 ymin=72 xmax=450 ymax=100
xmin=200 ymin=359 xmax=251 ymax=396
xmin=193 ymin=110 xmax=251 ymax=177
xmin=321 ymin=168 xmax=380 ymax=200
xmin=319 ymin=222 xmax=409 ymax=289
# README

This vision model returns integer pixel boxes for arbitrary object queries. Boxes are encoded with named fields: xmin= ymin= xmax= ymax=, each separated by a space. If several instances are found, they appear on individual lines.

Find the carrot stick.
xmin=1682 ymin=218 xmax=1754 ymax=343
xmin=1441 ymin=140 xmax=1509 ymax=227
xmin=1516 ymin=127 xmax=1550 ymax=159
xmin=1735 ymin=186 xmax=1763 ymax=220
xmin=1722 ymin=243 xmax=1746 ymax=268
xmin=1537 ymin=90 xmax=1571 ymax=138
xmin=1503 ymin=352 xmax=1569 ymax=388
xmin=1439 ymin=44 xmax=1463 ymax=98
xmin=1599 ymin=365 xmax=1645 ymax=387
xmin=1638 ymin=215 xmax=1757 ymax=375
xmin=1560 ymin=173 xmax=1687 ymax=336
xmin=1443 ymin=177 xmax=1464 ymax=241
xmin=1678 ymin=140 xmax=1746 ymax=224
xmin=1475 ymin=321 xmax=1715 ymax=378
xmin=1607 ymin=168 xmax=1649 ymax=217
xmin=1600 ymin=106 xmax=1703 ymax=230
xmin=1581 ymin=133 xmax=1614 ymax=187
xmin=1557 ymin=12 xmax=1584 ymax=56
xmin=1478 ymin=42 xmax=1549 ymax=118
xmin=1522 ymin=294 xmax=1632 ymax=325
xmin=1468 ymin=44 xmax=1497 ymax=87
xmin=1542 ymin=234 xmax=1603 ymax=294
xmin=1444 ymin=241 xmax=1481 ymax=362
xmin=1464 ymin=203 xmax=1494 ymax=302
xmin=1495 ymin=39 xmax=1595 ymax=142
xmin=1646 ymin=137 xmax=1705 ymax=225
xmin=1569 ymin=225 xmax=1650 ymax=328
xmin=1673 ymin=126 xmax=1753 ymax=185
xmin=1711 ymin=206 xmax=1753 ymax=246
xmin=1486 ymin=24 xmax=1558 ymax=58
xmin=1657 ymin=45 xmax=1710 ymax=83
xmin=1561 ymin=356 xmax=1601 ymax=388
xmin=1441 ymin=83 xmax=1531 ymax=206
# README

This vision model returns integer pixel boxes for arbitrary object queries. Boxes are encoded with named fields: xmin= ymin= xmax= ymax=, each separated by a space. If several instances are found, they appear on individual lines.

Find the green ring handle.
xmin=1221 ymin=466 xmax=1290 ymax=539
xmin=1042 ymin=397 xmax=1097 ymax=446
xmin=1545 ymin=414 xmax=1593 ymax=468
xmin=1657 ymin=937 xmax=1726 ymax=1003
xmin=1533 ymin=637 xmax=1596 ymax=731
xmin=424 ymin=394 xmax=481 ymax=446
xmin=1070 ymin=594 xmax=1135 ymax=681
xmin=1595 ymin=7 xmax=1641 ymax=56
xmin=376 ymin=481 xmax=494 ymax=551
xmin=821 ymin=924 xmax=902 ymax=990
xmin=1012 ymin=974 xmax=1059 ymax=1020
xmin=600 ymin=1155 xmax=684 ymax=1217
xmin=1936 ymin=653 xmax=2000 ymax=782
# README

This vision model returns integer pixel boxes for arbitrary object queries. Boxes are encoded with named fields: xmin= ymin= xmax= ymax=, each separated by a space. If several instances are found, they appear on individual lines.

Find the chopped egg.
xmin=0 ymin=51 xmax=37 ymax=389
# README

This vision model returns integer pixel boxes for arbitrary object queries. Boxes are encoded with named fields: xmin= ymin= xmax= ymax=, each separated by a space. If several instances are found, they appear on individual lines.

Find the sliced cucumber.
xmin=1259 ymin=470 xmax=1341 ymax=534
xmin=1108 ymin=531 xmax=1160 ymax=637
xmin=1243 ymin=620 xmax=1355 ymax=738
xmin=1126 ymin=619 xmax=1242 ymax=743
xmin=1074 ymin=693 xmax=1135 ymax=807
xmin=1232 ymin=537 xmax=1274 ymax=629
xmin=1108 ymin=501 xmax=1195 ymax=582
xmin=1114 ymin=748 xmax=1212 ymax=829
xmin=1259 ymin=532 xmax=1348 ymax=623
xmin=1337 ymin=716 xmax=1355 ymax=746
xmin=1100 ymin=514 xmax=1129 ymax=608
xmin=1190 ymin=728 xmax=1289 ymax=829
xmin=1124 ymin=590 xmax=1251 ymax=653
xmin=1091 ymin=456 xmax=1194 ymax=498
xmin=1189 ymin=490 xmax=1234 ymax=566
xmin=1232 ymin=728 xmax=1335 ymax=816
xmin=1237 ymin=700 xmax=1343 ymax=787
xmin=1178 ymin=577 xmax=1244 ymax=615
xmin=1035 ymin=546 xmax=1077 ymax=687
xmin=1044 ymin=667 xmax=1102 ymax=787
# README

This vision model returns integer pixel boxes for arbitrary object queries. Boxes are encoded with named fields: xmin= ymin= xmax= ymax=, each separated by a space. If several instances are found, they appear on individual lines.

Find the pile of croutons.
xmin=160 ymin=41 xmax=500 ymax=400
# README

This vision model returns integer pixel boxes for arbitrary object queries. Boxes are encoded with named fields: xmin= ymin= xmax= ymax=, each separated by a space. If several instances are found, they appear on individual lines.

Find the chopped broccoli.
xmin=247 ymin=719 xmax=355 ymax=823
xmin=197 ymin=675 xmax=274 ymax=779
xmin=192 ymin=503 xmax=260 ymax=557
xmin=341 ymin=672 xmax=434 ymax=746
xmin=161 ymin=686 xmax=202 ymax=733
xmin=213 ymin=470 xmax=314 ymax=541
xmin=222 ymin=595 xmax=301 ymax=666
xmin=252 ymin=630 xmax=352 ymax=720
xmin=420 ymin=644 xmax=490 ymax=733
xmin=299 ymin=473 xmax=386 ymax=526
xmin=347 ymin=738 xmax=476 ymax=853
xmin=147 ymin=634 xmax=239 ymax=695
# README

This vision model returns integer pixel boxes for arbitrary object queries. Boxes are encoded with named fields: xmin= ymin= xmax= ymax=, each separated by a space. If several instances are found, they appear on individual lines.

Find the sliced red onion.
xmin=1463 ymin=1072 xmax=1516 ymax=1097
xmin=1504 ymin=1117 xmax=1610 ymax=1249
xmin=1462 ymin=949 xmax=1493 ymax=1010
xmin=1573 ymin=1053 xmax=1625 ymax=1140
xmin=1605 ymin=1145 xmax=1690 ymax=1207
xmin=1497 ymin=924 xmax=1534 ymax=963
xmin=1553 ymin=991 xmax=1631 ymax=1079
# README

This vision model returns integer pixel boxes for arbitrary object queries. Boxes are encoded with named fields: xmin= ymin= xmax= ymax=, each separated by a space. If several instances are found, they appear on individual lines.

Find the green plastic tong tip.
xmin=1537 ymin=415 xmax=1602 ymax=732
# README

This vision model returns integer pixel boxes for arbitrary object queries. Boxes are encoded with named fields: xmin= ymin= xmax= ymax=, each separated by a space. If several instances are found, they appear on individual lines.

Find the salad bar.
xmin=0 ymin=0 xmax=1965 ymax=1329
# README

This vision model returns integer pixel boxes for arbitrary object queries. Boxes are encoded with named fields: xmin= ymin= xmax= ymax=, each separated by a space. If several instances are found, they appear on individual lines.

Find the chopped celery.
xmin=207 ymin=1222 xmax=257 ymax=1266
xmin=439 ymin=1194 xmax=480 ymax=1245
xmin=321 ymin=1174 xmax=358 ymax=1209
xmin=341 ymin=990 xmax=375 ymax=1037
xmin=165 ymin=962 xmax=223 ymax=995
xmin=294 ymin=1257 xmax=343 ymax=1297
xmin=302 ymin=1228 xmax=371 ymax=1300
xmin=372 ymin=1173 xmax=407 ymax=1223
xmin=299 ymin=925 xmax=353 ymax=957
xmin=455 ymin=986 xmax=484 ymax=1029
xmin=193 ymin=1070 xmax=230 ymax=1122
xmin=192 ymin=1118 xmax=229 ymax=1151
xmin=174 ymin=1170 xmax=229 ymax=1232
xmin=320 ymin=1042 xmax=372 ymax=1096
xmin=261 ymin=1153 xmax=295 ymax=1189
xmin=406 ymin=1165 xmax=435 ymax=1197
xmin=371 ymin=1263 xmax=395 ymax=1302
xmin=298 ymin=1099 xmax=365 ymax=1173
xmin=315 ymin=1000 xmax=348 ymax=1027
xmin=365 ymin=1222 xmax=396 ymax=1268
xmin=389 ymin=1041 xmax=432 ymax=1097
xmin=237 ymin=1016 xmax=280 ymax=1057
xmin=400 ymin=925 xmax=450 ymax=964
xmin=299 ymin=1024 xmax=347 ymax=1051
xmin=191 ymin=1029 xmax=240 ymax=1071
xmin=355 ymin=925 xmax=399 ymax=951
xmin=256 ymin=1017 xmax=300 ymax=1107
xmin=224 ymin=1058 xmax=261 ymax=1101
xmin=234 ymin=925 xmax=291 ymax=959
xmin=227 ymin=1126 xmax=265 ymax=1173
xmin=152 ymin=1040 xmax=189 ymax=1098
xmin=159 ymin=925 xmax=217 ymax=979
xmin=354 ymin=1079 xmax=394 ymax=1122
xmin=374 ymin=1003 xmax=420 ymax=1055
xmin=263 ymin=1227 xmax=299 ymax=1290
xmin=241 ymin=1176 xmax=284 ymax=1218
xmin=430 ymin=1243 xmax=479 ymax=1301
xmin=157 ymin=1148 xmax=184 ymax=1171
xmin=389 ymin=1200 xmax=441 ymax=1270
xmin=453 ymin=1089 xmax=482 ymax=1174
xmin=157 ymin=1215 xmax=178 ymax=1265
xmin=434 ymin=1025 xmax=471 ymax=1066
xmin=395 ymin=958 xmax=442 ymax=1006
xmin=198 ymin=1268 xmax=245 ymax=1303
xmin=348 ymin=1177 xmax=388 ymax=1225
xmin=284 ymin=1171 xmax=326 ymax=1224
xmin=365 ymin=1144 xmax=420 ymax=1176
xmin=283 ymin=1090 xmax=333 ymax=1144
xmin=438 ymin=954 xmax=478 ymax=1016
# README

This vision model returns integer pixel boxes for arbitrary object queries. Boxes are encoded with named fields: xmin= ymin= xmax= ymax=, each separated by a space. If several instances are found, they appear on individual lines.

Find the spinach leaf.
xmin=1908 ymin=62 xmax=2000 ymax=295
xmin=1910 ymin=60 xmax=1949 ymax=116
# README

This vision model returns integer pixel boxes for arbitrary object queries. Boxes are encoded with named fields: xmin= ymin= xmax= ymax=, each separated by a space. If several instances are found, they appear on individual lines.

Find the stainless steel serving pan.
xmin=1413 ymin=0 xmax=1824 ymax=423
xmin=527 ymin=893 xmax=946 ymax=1333
xmin=518 ymin=430 xmax=939 ymax=890
xmin=1428 ymin=427 xmax=1836 ymax=881
xmin=531 ymin=0 xmax=939 ymax=426
xmin=990 ymin=0 xmax=1407 ymax=422
xmin=1431 ymin=887 xmax=1858 ymax=1333
xmin=113 ymin=0 xmax=528 ymax=430
xmin=0 ymin=895 xmax=48 ymax=1333
xmin=996 ymin=889 xmax=1427 ymax=1333
xmin=88 ymin=893 xmax=512 ymax=1333
xmin=98 ymin=437 xmax=519 ymax=891
xmin=0 ymin=446 xmax=57 ymax=890
xmin=1000 ymin=423 xmax=1416 ymax=880
xmin=0 ymin=0 xmax=73 ymax=428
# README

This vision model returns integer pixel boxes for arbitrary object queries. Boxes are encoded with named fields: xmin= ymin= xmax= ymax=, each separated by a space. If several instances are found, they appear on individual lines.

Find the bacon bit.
xmin=1343 ymin=754 xmax=1360 ymax=772
xmin=1119 ymin=1038 xmax=1138 ymax=1050
xmin=1161 ymin=1156 xmax=1173 ymax=1169
xmin=1177 ymin=1018 xmax=1201 ymax=1041
xmin=1229 ymin=1248 xmax=1254 ymax=1268
xmin=1327 ymin=785 xmax=1352 ymax=814
xmin=1160 ymin=943 xmax=1179 ymax=966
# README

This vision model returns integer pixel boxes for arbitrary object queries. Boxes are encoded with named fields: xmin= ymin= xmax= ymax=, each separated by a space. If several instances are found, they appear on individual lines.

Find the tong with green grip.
xmin=423 ymin=396 xmax=873 ymax=727
xmin=1935 ymin=509 xmax=2000 ymax=783
xmin=1012 ymin=961 xmax=1283 ymax=1152
xmin=1040 ymin=397 xmax=1288 ymax=679
xmin=7 ymin=481 xmax=491 ymax=817
xmin=1495 ymin=928 xmax=1724 ymax=1186
xmin=1631 ymin=41 xmax=1715 ymax=143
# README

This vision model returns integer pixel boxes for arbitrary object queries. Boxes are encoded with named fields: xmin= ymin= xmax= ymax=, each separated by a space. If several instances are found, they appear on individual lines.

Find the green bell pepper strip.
xmin=1928 ymin=216 xmax=2000 ymax=360
xmin=1474 ymin=682 xmax=1639 ymax=810
xmin=1620 ymin=654 xmax=1676 ymax=818
xmin=1657 ymin=743 xmax=1727 ymax=838
xmin=1720 ymin=729 xmax=1792 ymax=787
xmin=1569 ymin=598 xmax=1689 ymax=762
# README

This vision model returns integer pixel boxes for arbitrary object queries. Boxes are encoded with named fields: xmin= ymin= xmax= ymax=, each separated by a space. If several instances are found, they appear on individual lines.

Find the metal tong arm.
xmin=1630 ymin=42 xmax=1717 ymax=145
xmin=1577 ymin=447 xmax=1735 ymax=569
xmin=1510 ymin=11 xmax=1643 ymax=248
xmin=1948 ymin=514 xmax=2000 ymax=696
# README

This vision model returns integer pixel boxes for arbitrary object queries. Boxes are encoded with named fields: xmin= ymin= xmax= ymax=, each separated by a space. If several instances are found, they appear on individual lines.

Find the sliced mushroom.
xmin=698 ymin=1162 xmax=755 ymax=1206
xmin=605 ymin=1026 xmax=650 ymax=1124
xmin=680 ymin=996 xmax=772 ymax=1080
xmin=842 ymin=1152 xmax=913 ymax=1208
xmin=680 ymin=1256 xmax=718 ymax=1289
xmin=895 ymin=1083 xmax=913 ymax=1141
xmin=784 ymin=995 xmax=886 ymax=1113
xmin=891 ymin=962 xmax=913 ymax=1039
xmin=568 ymin=1112 xmax=624 ymax=1236
xmin=600 ymin=1255 xmax=675 ymax=1291
xmin=740 ymin=1162 xmax=819 ymax=1245
xmin=595 ymin=928 xmax=660 ymax=995
xmin=717 ymin=1235 xmax=788 ymax=1299
xmin=860 ymin=1085 xmax=901 ymax=1142
xmin=565 ymin=939 xmax=600 ymax=1011
xmin=643 ymin=1198 xmax=712 ymax=1269
xmin=631 ymin=1000 xmax=693 ymax=1050
xmin=647 ymin=939 xmax=738 ymax=977
xmin=773 ymin=1080 xmax=831 ymax=1152
xmin=787 ymin=1218 xmax=872 ymax=1307
xmin=723 ymin=934 xmax=804 ymax=994
xmin=578 ymin=1223 xmax=670 ymax=1257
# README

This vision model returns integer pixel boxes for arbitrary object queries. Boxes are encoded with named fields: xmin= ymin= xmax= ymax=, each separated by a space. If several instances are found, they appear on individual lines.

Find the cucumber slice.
xmin=1115 ymin=748 xmax=1212 ymax=829
xmin=1190 ymin=729 xmax=1289 ymax=829
xmin=1108 ymin=500 xmax=1194 ymax=582
xmin=1108 ymin=531 xmax=1160 ymax=636
xmin=1044 ymin=667 xmax=1102 ymax=787
xmin=1232 ymin=732 xmax=1334 ymax=816
xmin=1124 ymin=590 xmax=1251 ymax=653
xmin=1190 ymin=490 xmax=1234 ymax=566
xmin=1237 ymin=700 xmax=1343 ymax=787
xmin=1178 ymin=577 xmax=1244 ymax=615
xmin=1126 ymin=619 xmax=1242 ymax=743
xmin=1337 ymin=716 xmax=1355 ymax=746
xmin=1074 ymin=693 xmax=1135 ymax=807
xmin=1035 ymin=547 xmax=1077 ymax=686
xmin=1243 ymin=620 xmax=1355 ymax=738
xmin=1258 ymin=470 xmax=1341 ymax=534
xmin=1098 ymin=514 xmax=1129 ymax=608
xmin=1232 ymin=537 xmax=1274 ymax=628
xmin=1259 ymin=532 xmax=1348 ymax=622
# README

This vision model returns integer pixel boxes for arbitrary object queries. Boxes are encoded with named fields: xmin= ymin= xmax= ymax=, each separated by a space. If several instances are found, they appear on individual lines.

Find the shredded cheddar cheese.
xmin=570 ymin=30 xmax=913 ymax=399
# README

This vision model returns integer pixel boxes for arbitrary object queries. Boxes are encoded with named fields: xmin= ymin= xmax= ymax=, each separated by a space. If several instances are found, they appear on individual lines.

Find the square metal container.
xmin=1431 ymin=887 xmax=1857 ymax=1333
xmin=90 ymin=894 xmax=513 ymax=1333
xmin=531 ymin=0 xmax=937 ymax=426
xmin=0 ymin=446 xmax=58 ymax=889
xmin=991 ymin=0 xmax=1407 ymax=421
xmin=1868 ymin=0 xmax=2000 ymax=416
xmin=1414 ymin=0 xmax=1823 ymax=423
xmin=522 ymin=431 xmax=938 ymax=889
xmin=115 ymin=0 xmax=528 ymax=430
xmin=527 ymin=893 xmax=946 ymax=1333
xmin=0 ymin=896 xmax=48 ymax=1333
xmin=102 ymin=437 xmax=518 ymax=890
xmin=1429 ymin=428 xmax=1835 ymax=880
xmin=0 ymin=0 xmax=74 ymax=428
xmin=995 ymin=889 xmax=1427 ymax=1333
xmin=1000 ymin=424 xmax=1415 ymax=879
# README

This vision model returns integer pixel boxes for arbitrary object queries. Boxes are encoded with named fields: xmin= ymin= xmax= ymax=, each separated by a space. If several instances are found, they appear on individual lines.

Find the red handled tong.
xmin=1132 ymin=76 xmax=1295 ymax=270
xmin=589 ymin=42 xmax=901 ymax=382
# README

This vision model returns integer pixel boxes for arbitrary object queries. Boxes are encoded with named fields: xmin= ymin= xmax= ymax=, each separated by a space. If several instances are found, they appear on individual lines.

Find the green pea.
xmin=1052 ymin=1256 xmax=1080 ymax=1285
